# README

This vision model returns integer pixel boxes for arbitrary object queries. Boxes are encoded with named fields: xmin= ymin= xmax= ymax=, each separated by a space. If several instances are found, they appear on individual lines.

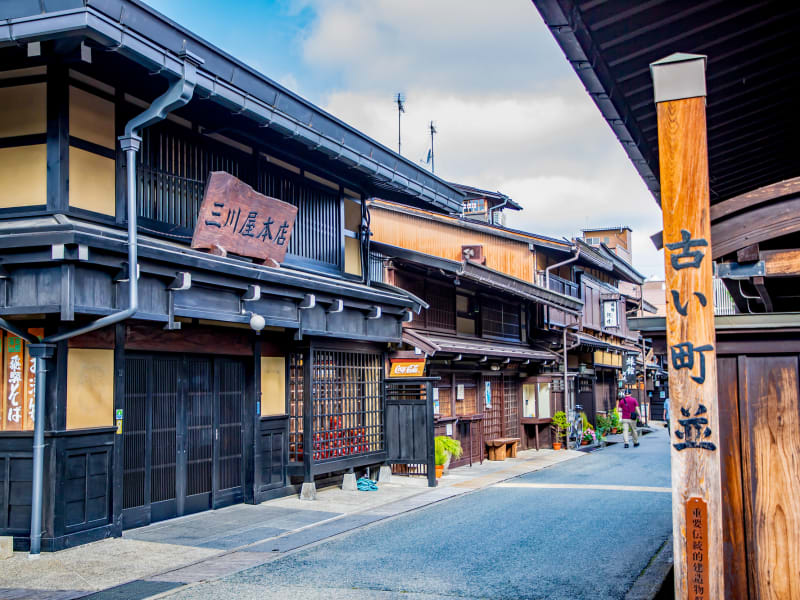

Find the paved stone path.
xmin=159 ymin=428 xmax=671 ymax=600
xmin=1 ymin=448 xmax=580 ymax=599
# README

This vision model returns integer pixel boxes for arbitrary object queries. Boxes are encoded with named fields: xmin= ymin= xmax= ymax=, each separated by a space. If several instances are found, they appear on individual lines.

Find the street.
xmin=165 ymin=429 xmax=671 ymax=600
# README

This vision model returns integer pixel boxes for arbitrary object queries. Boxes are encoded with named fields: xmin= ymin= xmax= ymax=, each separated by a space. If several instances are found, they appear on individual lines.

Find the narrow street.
xmin=164 ymin=429 xmax=671 ymax=600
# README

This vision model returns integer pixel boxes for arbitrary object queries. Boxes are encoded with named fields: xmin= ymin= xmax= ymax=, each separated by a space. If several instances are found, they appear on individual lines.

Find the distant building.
xmin=580 ymin=226 xmax=633 ymax=264
xmin=453 ymin=183 xmax=522 ymax=227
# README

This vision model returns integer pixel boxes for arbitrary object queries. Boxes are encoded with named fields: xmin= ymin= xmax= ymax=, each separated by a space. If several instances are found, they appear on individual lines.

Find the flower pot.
xmin=435 ymin=464 xmax=444 ymax=478
xmin=552 ymin=442 xmax=562 ymax=451
xmin=581 ymin=439 xmax=590 ymax=446
xmin=611 ymin=428 xmax=618 ymax=434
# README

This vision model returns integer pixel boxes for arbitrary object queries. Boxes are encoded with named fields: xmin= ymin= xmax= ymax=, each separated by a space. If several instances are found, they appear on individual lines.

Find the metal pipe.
xmin=27 ymin=344 xmax=53 ymax=557
xmin=45 ymin=59 xmax=198 ymax=343
xmin=545 ymin=246 xmax=580 ymax=290
xmin=24 ymin=57 xmax=198 ymax=556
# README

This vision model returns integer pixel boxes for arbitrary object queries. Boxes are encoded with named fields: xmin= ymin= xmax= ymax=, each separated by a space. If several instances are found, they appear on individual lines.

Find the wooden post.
xmin=650 ymin=53 xmax=724 ymax=600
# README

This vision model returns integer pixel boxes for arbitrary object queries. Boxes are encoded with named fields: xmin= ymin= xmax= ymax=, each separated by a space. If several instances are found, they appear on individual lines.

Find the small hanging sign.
xmin=686 ymin=497 xmax=709 ymax=600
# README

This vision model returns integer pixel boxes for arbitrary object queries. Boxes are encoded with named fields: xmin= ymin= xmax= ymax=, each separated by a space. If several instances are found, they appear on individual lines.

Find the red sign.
xmin=389 ymin=358 xmax=426 ymax=378
xmin=191 ymin=171 xmax=298 ymax=265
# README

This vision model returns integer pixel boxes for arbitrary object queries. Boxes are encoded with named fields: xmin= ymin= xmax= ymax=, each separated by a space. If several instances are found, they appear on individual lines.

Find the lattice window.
xmin=288 ymin=350 xmax=384 ymax=463
xmin=503 ymin=377 xmax=520 ymax=439
xmin=426 ymin=281 xmax=455 ymax=330
xmin=137 ymin=122 xmax=245 ymax=236
xmin=436 ymin=386 xmax=451 ymax=417
xmin=481 ymin=298 xmax=521 ymax=340
xmin=455 ymin=375 xmax=478 ymax=416
xmin=256 ymin=160 xmax=342 ymax=269
xmin=135 ymin=122 xmax=343 ymax=270
xmin=483 ymin=376 xmax=503 ymax=440
xmin=288 ymin=353 xmax=305 ymax=463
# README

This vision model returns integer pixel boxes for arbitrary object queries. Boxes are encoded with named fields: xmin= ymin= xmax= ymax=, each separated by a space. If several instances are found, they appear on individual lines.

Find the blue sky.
xmin=145 ymin=0 xmax=665 ymax=279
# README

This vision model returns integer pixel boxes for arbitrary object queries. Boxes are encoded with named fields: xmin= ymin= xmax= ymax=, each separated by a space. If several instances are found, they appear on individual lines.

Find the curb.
xmin=625 ymin=535 xmax=673 ymax=600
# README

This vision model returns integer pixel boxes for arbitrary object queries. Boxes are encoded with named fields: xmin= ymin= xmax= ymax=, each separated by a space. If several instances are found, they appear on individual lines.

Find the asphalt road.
xmin=169 ymin=428 xmax=672 ymax=600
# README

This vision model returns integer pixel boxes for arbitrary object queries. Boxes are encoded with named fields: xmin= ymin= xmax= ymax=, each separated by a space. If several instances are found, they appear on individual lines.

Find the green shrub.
xmin=551 ymin=411 xmax=568 ymax=442
xmin=611 ymin=408 xmax=621 ymax=428
xmin=580 ymin=411 xmax=590 ymax=431
xmin=435 ymin=435 xmax=463 ymax=466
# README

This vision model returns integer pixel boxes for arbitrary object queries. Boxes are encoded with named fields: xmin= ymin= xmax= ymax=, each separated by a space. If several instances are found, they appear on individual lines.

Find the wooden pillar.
xmin=650 ymin=53 xmax=724 ymax=600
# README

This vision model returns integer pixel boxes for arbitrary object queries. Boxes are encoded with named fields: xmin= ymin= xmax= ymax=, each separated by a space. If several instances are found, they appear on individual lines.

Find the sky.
xmin=146 ymin=0 xmax=665 ymax=279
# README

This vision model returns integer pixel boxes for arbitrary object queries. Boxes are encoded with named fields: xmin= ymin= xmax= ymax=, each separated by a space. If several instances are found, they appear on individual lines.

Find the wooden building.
xmin=371 ymin=242 xmax=582 ymax=465
xmin=369 ymin=197 xmax=649 ymax=448
xmin=534 ymin=1 xmax=800 ymax=596
xmin=0 ymin=0 xmax=464 ymax=551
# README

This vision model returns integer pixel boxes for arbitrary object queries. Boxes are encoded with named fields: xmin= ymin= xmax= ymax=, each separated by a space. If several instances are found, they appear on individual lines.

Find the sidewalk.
xmin=0 ymin=448 xmax=582 ymax=600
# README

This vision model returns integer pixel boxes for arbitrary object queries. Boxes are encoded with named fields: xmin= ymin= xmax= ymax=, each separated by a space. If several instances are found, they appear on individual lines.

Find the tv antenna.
xmin=395 ymin=93 xmax=405 ymax=154
xmin=429 ymin=121 xmax=437 ymax=173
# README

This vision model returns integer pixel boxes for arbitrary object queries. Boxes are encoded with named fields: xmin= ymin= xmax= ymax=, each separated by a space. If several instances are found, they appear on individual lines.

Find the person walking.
xmin=617 ymin=390 xmax=640 ymax=449
xmin=663 ymin=397 xmax=670 ymax=434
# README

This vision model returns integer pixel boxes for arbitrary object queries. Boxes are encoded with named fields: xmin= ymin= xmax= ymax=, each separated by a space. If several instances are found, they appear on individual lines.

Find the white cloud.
xmin=297 ymin=0 xmax=665 ymax=278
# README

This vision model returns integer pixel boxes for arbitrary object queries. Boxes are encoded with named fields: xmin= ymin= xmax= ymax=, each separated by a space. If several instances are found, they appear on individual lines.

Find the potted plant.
xmin=610 ymin=408 xmax=621 ymax=434
xmin=551 ymin=411 xmax=568 ymax=450
xmin=582 ymin=427 xmax=596 ymax=445
xmin=434 ymin=435 xmax=463 ymax=478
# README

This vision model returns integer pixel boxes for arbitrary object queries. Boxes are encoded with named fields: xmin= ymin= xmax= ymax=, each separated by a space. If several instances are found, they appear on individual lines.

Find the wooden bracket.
xmin=752 ymin=276 xmax=773 ymax=312
xmin=168 ymin=272 xmax=192 ymax=291
xmin=365 ymin=306 xmax=381 ymax=320
xmin=298 ymin=294 xmax=315 ymax=310
xmin=326 ymin=299 xmax=343 ymax=314
xmin=164 ymin=291 xmax=182 ymax=331
xmin=241 ymin=284 xmax=261 ymax=302
xmin=401 ymin=309 xmax=413 ymax=323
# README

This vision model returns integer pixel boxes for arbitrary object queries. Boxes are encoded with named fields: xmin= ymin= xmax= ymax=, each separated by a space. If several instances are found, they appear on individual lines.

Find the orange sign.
xmin=389 ymin=358 xmax=426 ymax=378
xmin=686 ymin=497 xmax=709 ymax=600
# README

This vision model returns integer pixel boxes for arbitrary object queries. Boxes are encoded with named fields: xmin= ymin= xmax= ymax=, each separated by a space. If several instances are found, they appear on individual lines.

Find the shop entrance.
xmin=122 ymin=354 xmax=246 ymax=529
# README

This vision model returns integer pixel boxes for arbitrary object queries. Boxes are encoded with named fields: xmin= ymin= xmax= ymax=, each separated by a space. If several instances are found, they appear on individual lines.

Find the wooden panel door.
xmin=738 ymin=355 xmax=800 ymax=599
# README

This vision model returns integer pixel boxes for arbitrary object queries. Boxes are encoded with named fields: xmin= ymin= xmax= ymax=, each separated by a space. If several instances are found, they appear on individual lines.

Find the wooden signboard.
xmin=191 ymin=171 xmax=298 ymax=264
xmin=651 ymin=54 xmax=724 ymax=598
xmin=3 ymin=333 xmax=24 ymax=431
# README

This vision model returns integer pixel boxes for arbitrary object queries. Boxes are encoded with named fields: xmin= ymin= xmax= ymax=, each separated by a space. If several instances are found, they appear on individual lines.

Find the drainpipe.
xmin=487 ymin=195 xmax=510 ymax=225
xmin=10 ymin=53 xmax=200 ymax=557
xmin=562 ymin=320 xmax=580 ymax=418
xmin=545 ymin=246 xmax=580 ymax=290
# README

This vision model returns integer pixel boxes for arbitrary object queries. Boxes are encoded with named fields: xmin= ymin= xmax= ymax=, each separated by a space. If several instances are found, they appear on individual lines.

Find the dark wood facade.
xmin=0 ymin=2 xmax=463 ymax=550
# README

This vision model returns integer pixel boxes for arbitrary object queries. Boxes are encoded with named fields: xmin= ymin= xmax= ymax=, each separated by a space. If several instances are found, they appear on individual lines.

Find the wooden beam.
xmin=651 ymin=53 xmax=725 ymax=599
xmin=709 ymin=175 xmax=800 ymax=222
xmin=761 ymin=248 xmax=800 ymax=277
xmin=752 ymin=276 xmax=773 ymax=312
xmin=736 ymin=243 xmax=759 ymax=264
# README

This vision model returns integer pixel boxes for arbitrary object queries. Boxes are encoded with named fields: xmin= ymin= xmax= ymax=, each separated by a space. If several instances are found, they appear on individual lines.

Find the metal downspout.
xmin=545 ymin=246 xmax=580 ymax=290
xmin=562 ymin=320 xmax=580 ymax=419
xmin=17 ymin=55 xmax=200 ymax=557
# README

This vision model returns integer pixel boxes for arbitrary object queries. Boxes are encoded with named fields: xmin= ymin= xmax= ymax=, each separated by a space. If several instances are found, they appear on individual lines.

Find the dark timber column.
xmin=300 ymin=347 xmax=315 ymax=500
xmin=650 ymin=54 xmax=723 ymax=599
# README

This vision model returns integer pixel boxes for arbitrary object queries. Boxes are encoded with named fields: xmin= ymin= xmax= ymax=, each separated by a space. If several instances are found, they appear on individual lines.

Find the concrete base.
xmin=0 ymin=536 xmax=13 ymax=559
xmin=378 ymin=465 xmax=392 ymax=483
xmin=299 ymin=482 xmax=317 ymax=501
xmin=341 ymin=472 xmax=357 ymax=491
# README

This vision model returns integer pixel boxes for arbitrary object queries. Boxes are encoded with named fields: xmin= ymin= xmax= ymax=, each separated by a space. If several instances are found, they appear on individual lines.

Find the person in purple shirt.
xmin=617 ymin=390 xmax=640 ymax=449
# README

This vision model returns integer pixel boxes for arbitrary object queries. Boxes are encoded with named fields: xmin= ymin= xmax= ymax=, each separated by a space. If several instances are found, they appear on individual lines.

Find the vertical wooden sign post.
xmin=650 ymin=53 xmax=724 ymax=599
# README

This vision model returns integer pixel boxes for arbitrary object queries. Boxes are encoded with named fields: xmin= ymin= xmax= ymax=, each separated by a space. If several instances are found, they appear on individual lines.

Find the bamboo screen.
xmin=503 ymin=377 xmax=520 ymax=438
xmin=454 ymin=375 xmax=477 ymax=416
xmin=0 ymin=329 xmax=43 ymax=432
xmin=483 ymin=376 xmax=503 ymax=440
xmin=436 ymin=386 xmax=452 ymax=417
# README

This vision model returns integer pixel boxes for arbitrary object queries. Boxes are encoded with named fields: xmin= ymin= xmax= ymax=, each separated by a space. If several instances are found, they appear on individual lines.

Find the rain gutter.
xmin=0 ymin=50 xmax=200 ymax=556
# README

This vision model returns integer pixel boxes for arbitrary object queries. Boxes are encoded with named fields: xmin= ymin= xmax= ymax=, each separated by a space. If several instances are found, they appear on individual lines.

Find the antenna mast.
xmin=395 ymin=93 xmax=405 ymax=154
xmin=429 ymin=121 xmax=437 ymax=173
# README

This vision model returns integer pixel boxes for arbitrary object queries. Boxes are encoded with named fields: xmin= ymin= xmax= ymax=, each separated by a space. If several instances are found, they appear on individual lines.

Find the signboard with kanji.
xmin=191 ymin=171 xmax=298 ymax=264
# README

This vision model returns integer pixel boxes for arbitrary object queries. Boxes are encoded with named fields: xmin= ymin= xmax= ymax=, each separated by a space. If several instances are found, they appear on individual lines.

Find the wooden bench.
xmin=485 ymin=437 xmax=520 ymax=461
